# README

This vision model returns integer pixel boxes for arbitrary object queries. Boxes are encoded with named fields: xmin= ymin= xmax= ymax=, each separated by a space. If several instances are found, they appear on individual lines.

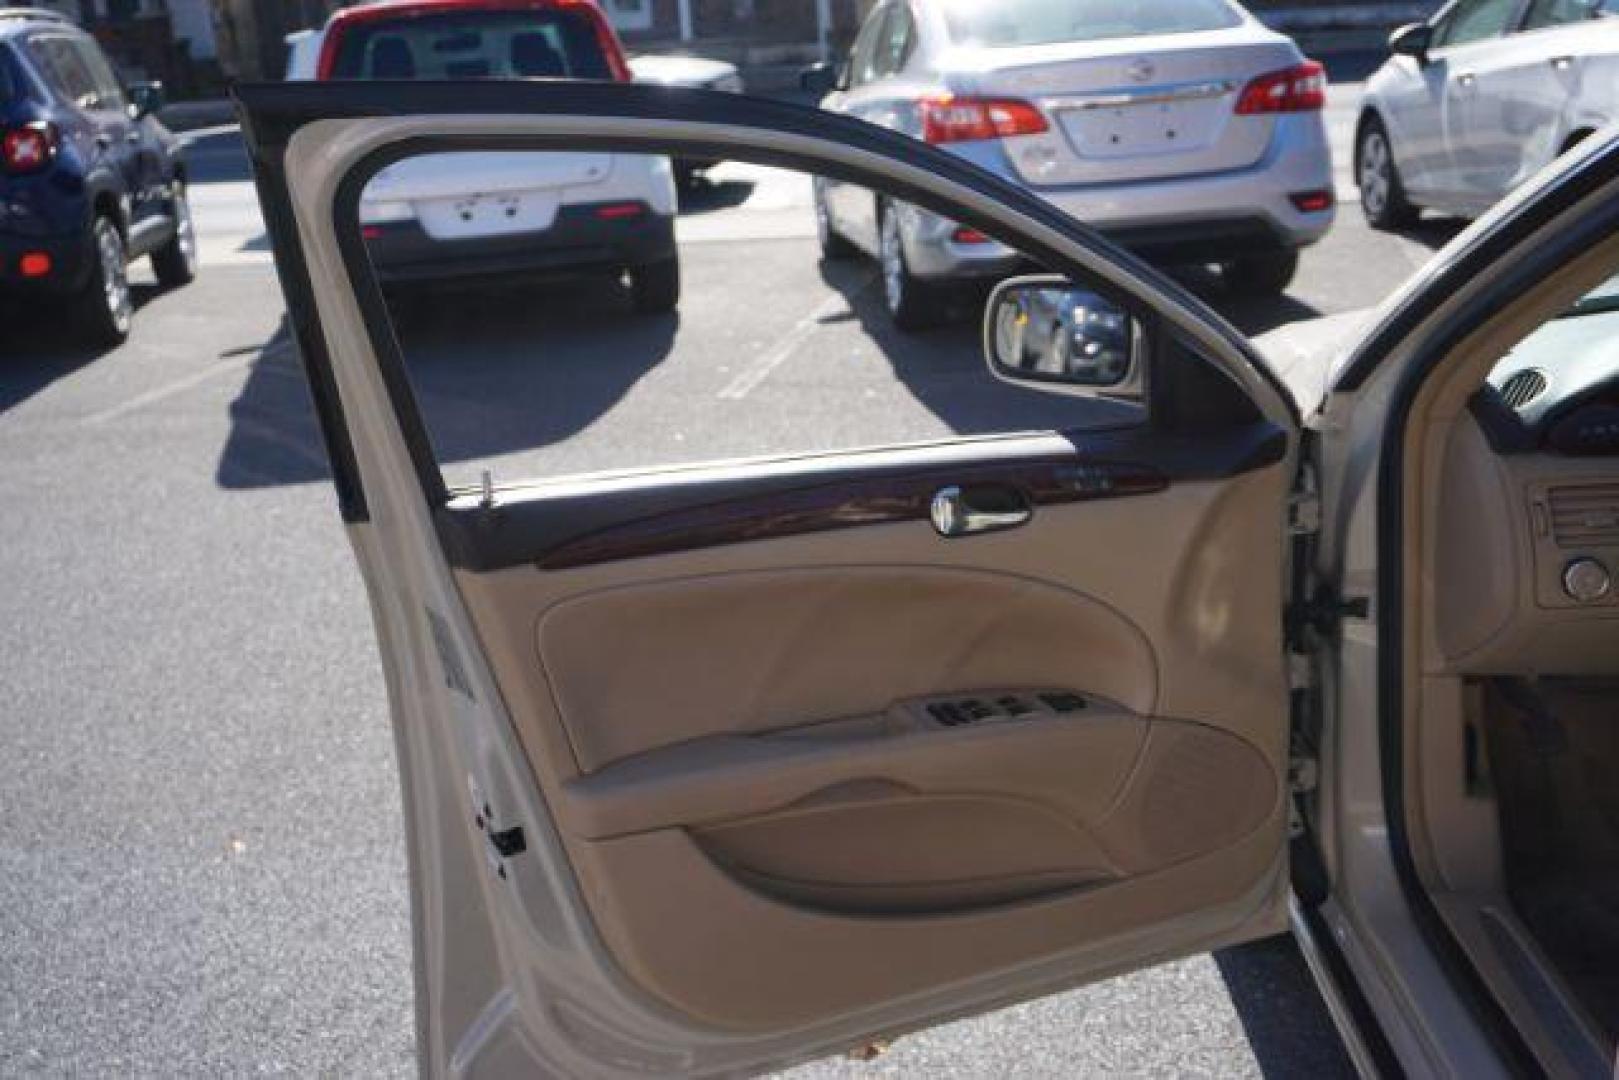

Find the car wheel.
xmin=814 ymin=180 xmax=857 ymax=261
xmin=1225 ymin=250 xmax=1299 ymax=297
xmin=151 ymin=181 xmax=198 ymax=288
xmin=879 ymin=201 xmax=941 ymax=332
xmin=1358 ymin=116 xmax=1419 ymax=231
xmin=75 ymin=215 xmax=133 ymax=346
xmin=630 ymin=256 xmax=681 ymax=314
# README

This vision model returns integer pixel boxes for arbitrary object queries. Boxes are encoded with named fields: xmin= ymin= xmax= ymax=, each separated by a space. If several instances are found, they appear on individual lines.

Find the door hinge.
xmin=1288 ymin=489 xmax=1322 ymax=536
xmin=1288 ymin=651 xmax=1315 ymax=691
xmin=1289 ymin=753 xmax=1319 ymax=797
xmin=1287 ymin=585 xmax=1370 ymax=640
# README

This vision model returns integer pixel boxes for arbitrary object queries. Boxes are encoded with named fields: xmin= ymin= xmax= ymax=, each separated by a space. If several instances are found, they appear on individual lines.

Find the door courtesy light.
xmin=18 ymin=251 xmax=51 ymax=277
xmin=951 ymin=226 xmax=992 ymax=244
xmin=1289 ymin=190 xmax=1334 ymax=213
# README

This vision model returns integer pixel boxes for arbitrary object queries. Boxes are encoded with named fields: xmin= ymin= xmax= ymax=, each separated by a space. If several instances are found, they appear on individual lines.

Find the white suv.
xmin=286 ymin=0 xmax=680 ymax=312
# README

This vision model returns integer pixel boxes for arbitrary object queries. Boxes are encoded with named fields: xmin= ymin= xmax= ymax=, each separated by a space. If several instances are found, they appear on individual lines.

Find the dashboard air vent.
xmin=1499 ymin=369 xmax=1548 ymax=410
xmin=1549 ymin=482 xmax=1619 ymax=548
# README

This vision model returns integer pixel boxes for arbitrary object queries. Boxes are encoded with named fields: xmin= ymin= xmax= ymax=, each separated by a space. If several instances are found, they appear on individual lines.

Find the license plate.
xmin=1057 ymin=101 xmax=1200 ymax=160
xmin=417 ymin=190 xmax=560 ymax=241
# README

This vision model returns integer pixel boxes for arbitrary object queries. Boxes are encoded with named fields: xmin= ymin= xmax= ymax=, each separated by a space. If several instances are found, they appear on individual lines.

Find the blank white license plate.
xmin=418 ymin=190 xmax=560 ymax=241
xmin=1058 ymin=102 xmax=1201 ymax=160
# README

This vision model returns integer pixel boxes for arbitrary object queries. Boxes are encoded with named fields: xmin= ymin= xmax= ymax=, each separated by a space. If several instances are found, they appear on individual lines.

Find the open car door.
xmin=238 ymin=80 xmax=1306 ymax=1076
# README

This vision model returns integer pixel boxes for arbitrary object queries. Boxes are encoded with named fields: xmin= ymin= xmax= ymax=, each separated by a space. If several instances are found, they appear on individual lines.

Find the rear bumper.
xmin=363 ymin=204 xmax=677 ymax=286
xmin=909 ymin=113 xmax=1334 ymax=278
xmin=0 ymin=229 xmax=91 ymax=296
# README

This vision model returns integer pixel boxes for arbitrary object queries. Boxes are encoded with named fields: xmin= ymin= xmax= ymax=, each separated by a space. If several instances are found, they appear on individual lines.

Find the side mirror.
xmin=983 ymin=275 xmax=1145 ymax=400
xmin=1388 ymin=23 xmax=1433 ymax=64
xmin=127 ymin=80 xmax=165 ymax=120
xmin=800 ymin=61 xmax=841 ymax=95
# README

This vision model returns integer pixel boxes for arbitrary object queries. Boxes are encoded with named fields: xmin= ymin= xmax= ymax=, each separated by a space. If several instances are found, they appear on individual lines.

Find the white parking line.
xmin=83 ymin=341 xmax=295 ymax=425
xmin=717 ymin=272 xmax=875 ymax=400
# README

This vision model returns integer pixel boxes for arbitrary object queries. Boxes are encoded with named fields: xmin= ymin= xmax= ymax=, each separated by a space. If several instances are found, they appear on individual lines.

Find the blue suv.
xmin=1 ymin=8 xmax=195 ymax=345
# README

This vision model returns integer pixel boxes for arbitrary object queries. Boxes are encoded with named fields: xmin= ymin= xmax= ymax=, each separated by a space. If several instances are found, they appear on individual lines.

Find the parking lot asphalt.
xmin=1 ymin=78 xmax=1447 ymax=1075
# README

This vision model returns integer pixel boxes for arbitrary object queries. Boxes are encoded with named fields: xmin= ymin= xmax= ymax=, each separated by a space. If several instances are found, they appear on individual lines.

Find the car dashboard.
xmin=1432 ymin=305 xmax=1619 ymax=675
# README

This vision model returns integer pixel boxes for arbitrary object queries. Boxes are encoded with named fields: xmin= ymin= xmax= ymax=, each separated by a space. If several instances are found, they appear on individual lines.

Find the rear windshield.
xmin=943 ymin=0 xmax=1243 ymax=48
xmin=328 ymin=8 xmax=612 ymax=80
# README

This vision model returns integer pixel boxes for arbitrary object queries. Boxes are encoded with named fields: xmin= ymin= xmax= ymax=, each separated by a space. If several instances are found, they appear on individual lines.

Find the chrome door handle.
xmin=930 ymin=485 xmax=1032 ymax=538
xmin=1456 ymin=71 xmax=1477 ymax=88
xmin=1550 ymin=55 xmax=1574 ymax=70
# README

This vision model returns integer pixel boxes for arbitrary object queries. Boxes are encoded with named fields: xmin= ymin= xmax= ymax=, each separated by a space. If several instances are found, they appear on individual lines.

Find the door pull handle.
xmin=930 ymin=485 xmax=1032 ymax=538
xmin=1550 ymin=55 xmax=1575 ymax=71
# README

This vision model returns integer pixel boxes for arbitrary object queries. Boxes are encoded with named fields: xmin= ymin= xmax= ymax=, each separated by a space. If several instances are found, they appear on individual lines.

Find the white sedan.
xmin=1357 ymin=0 xmax=1619 ymax=228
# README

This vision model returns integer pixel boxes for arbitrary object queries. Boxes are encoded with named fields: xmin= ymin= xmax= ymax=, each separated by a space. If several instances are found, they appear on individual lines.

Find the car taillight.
xmin=1235 ymin=61 xmax=1326 ymax=115
xmin=2 ymin=122 xmax=57 ymax=174
xmin=1290 ymin=189 xmax=1334 ymax=213
xmin=920 ymin=96 xmax=1048 ymax=144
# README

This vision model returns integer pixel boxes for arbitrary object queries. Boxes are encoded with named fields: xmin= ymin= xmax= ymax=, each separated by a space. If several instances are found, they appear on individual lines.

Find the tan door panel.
xmin=450 ymin=466 xmax=1290 ymax=1032
xmin=572 ymin=809 xmax=1281 ymax=1031
xmin=538 ymin=566 xmax=1158 ymax=771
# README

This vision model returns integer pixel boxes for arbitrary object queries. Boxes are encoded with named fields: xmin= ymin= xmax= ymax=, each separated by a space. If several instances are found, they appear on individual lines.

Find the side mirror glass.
xmin=800 ymin=62 xmax=839 ymax=95
xmin=983 ymin=275 xmax=1144 ymax=398
xmin=127 ymin=80 xmax=165 ymax=120
xmin=1388 ymin=23 xmax=1432 ymax=63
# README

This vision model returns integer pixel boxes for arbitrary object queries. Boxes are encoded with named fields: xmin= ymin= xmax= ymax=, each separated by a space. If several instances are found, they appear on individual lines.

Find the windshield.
xmin=328 ymin=8 xmax=613 ymax=80
xmin=942 ymin=0 xmax=1243 ymax=48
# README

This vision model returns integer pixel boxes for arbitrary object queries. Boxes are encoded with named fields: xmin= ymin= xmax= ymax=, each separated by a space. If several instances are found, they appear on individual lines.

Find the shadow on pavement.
xmin=0 ymin=284 xmax=162 ymax=415
xmin=1399 ymin=216 xmax=1469 ymax=253
xmin=1214 ymin=935 xmax=1358 ymax=1078
xmin=818 ymin=258 xmax=1143 ymax=436
xmin=214 ymin=278 xmax=677 ymax=489
xmin=816 ymin=254 xmax=1339 ymax=433
xmin=181 ymin=128 xmax=254 ymax=185
xmin=1166 ymin=266 xmax=1329 ymax=338
xmin=678 ymin=176 xmax=757 ymax=215
xmin=214 ymin=318 xmax=330 ymax=489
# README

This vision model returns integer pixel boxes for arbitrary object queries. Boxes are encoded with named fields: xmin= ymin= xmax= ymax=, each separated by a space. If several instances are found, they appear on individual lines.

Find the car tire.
xmin=1225 ymin=251 xmax=1299 ymax=297
xmin=1358 ymin=116 xmax=1420 ymax=231
xmin=151 ymin=182 xmax=198 ymax=288
xmin=879 ymin=201 xmax=942 ymax=332
xmin=630 ymin=256 xmax=681 ymax=314
xmin=74 ymin=215 xmax=133 ymax=347
xmin=814 ymin=181 xmax=857 ymax=261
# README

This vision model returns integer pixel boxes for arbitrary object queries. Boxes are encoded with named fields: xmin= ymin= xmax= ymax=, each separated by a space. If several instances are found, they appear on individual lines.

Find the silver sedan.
xmin=805 ymin=0 xmax=1336 ymax=328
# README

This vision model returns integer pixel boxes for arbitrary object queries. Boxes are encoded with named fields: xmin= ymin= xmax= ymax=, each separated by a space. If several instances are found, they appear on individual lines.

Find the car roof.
xmin=0 ymin=7 xmax=78 ymax=38
xmin=0 ymin=8 xmax=92 ymax=45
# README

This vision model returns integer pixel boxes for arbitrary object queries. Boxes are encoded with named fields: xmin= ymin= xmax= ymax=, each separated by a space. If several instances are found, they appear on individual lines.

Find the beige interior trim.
xmin=1400 ymin=231 xmax=1619 ymax=888
xmin=452 ymin=466 xmax=1293 ymax=1031
xmin=1396 ymin=228 xmax=1619 ymax=1066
